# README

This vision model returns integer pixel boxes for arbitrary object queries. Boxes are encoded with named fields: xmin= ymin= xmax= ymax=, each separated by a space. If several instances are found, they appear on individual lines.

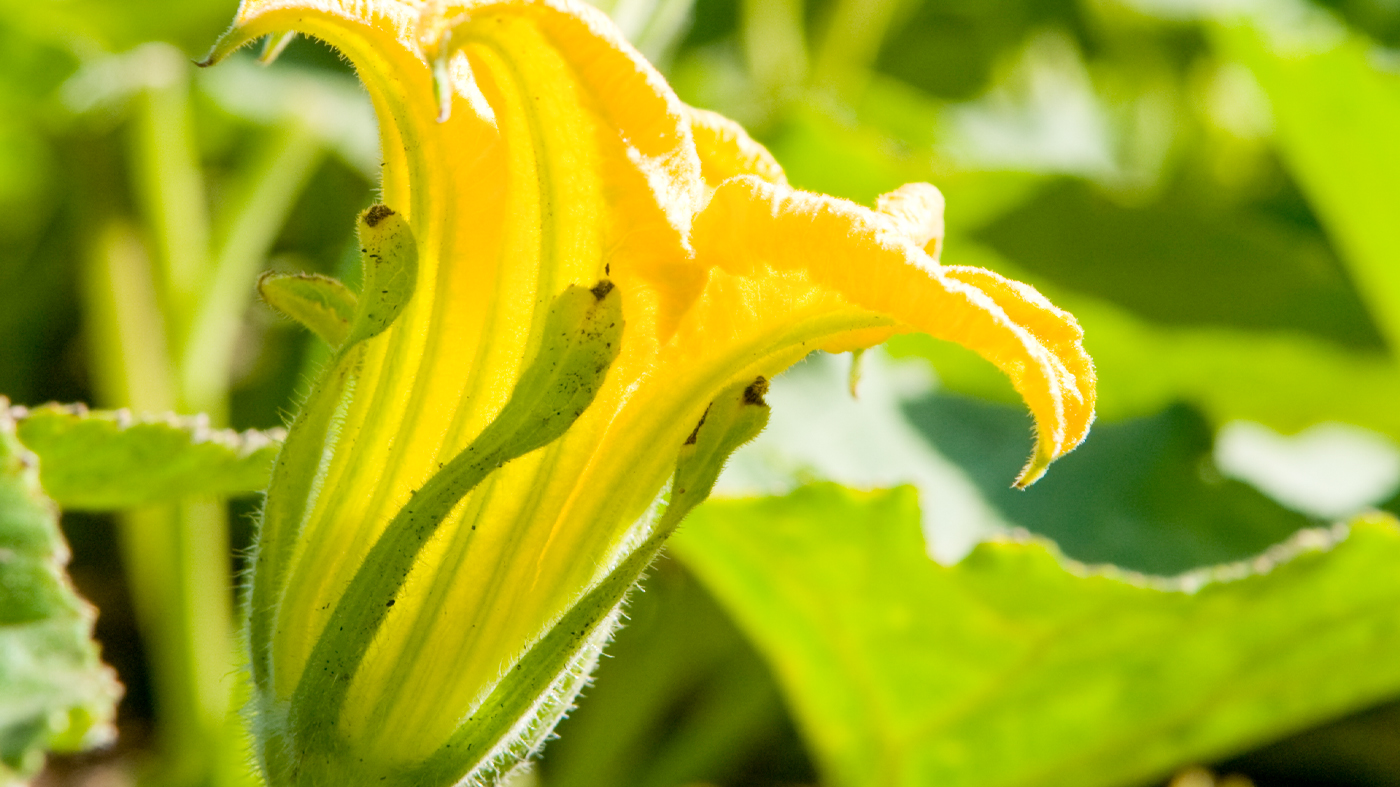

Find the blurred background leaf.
xmin=0 ymin=403 xmax=121 ymax=784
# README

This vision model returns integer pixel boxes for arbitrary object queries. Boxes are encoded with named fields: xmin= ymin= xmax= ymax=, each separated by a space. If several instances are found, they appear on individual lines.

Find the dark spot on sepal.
xmin=743 ymin=377 xmax=769 ymax=406
xmin=363 ymin=204 xmax=395 ymax=227
xmin=590 ymin=279 xmax=615 ymax=300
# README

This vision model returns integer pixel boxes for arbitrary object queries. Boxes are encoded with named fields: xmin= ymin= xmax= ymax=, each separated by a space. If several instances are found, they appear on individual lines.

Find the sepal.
xmin=258 ymin=272 xmax=357 ymax=348
xmin=259 ymin=281 xmax=625 ymax=785
xmin=343 ymin=205 xmax=418 ymax=349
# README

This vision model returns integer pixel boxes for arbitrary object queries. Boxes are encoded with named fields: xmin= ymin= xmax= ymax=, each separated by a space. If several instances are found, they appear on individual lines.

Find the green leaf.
xmin=543 ymin=560 xmax=808 ymax=787
xmin=0 ymin=402 xmax=121 ymax=782
xmin=975 ymin=179 xmax=1385 ymax=351
xmin=11 ymin=403 xmax=282 ymax=510
xmin=672 ymin=484 xmax=1400 ymax=787
xmin=1218 ymin=18 xmax=1400 ymax=351
xmin=902 ymin=396 xmax=1316 ymax=575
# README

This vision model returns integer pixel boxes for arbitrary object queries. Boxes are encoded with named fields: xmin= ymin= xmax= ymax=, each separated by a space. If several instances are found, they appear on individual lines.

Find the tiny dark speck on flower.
xmin=386 ymin=599 xmax=396 ymax=607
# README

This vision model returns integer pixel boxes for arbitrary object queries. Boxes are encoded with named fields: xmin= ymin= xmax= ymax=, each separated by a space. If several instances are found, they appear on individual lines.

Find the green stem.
xmin=741 ymin=0 xmax=809 ymax=112
xmin=89 ymin=66 xmax=320 ymax=787
xmin=132 ymin=53 xmax=210 ymax=347
xmin=85 ymin=223 xmax=238 ymax=787
xmin=182 ymin=124 xmax=323 ymax=418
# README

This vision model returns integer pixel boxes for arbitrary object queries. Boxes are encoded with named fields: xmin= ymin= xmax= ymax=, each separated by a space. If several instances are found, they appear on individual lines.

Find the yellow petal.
xmin=692 ymin=176 xmax=1095 ymax=486
xmin=876 ymin=181 xmax=945 ymax=260
xmin=685 ymin=105 xmax=789 ymax=189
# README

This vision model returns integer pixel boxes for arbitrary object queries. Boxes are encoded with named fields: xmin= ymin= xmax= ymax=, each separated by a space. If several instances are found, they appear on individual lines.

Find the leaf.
xmin=671 ymin=484 xmax=1400 ymax=787
xmin=1218 ymin=18 xmax=1400 ymax=351
xmin=11 ymin=403 xmax=282 ymax=510
xmin=0 ymin=402 xmax=121 ymax=782
xmin=872 ymin=0 xmax=1086 ymax=101
xmin=974 ymin=179 xmax=1386 ymax=351
xmin=901 ymin=395 xmax=1316 ymax=575
xmin=542 ymin=560 xmax=812 ymax=787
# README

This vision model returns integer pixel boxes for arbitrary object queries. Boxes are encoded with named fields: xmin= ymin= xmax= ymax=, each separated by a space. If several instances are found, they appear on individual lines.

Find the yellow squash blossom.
xmin=203 ymin=1 xmax=1095 ymax=785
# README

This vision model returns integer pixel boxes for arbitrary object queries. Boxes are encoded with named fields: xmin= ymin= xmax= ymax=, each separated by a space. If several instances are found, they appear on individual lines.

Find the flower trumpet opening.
xmin=209 ymin=2 xmax=1095 ymax=785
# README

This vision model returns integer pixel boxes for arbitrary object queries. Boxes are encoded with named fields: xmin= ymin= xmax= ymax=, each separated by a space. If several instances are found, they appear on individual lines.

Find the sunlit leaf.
xmin=673 ymin=483 xmax=1400 ymax=787
xmin=12 ymin=403 xmax=281 ymax=510
xmin=1218 ymin=17 xmax=1400 ymax=351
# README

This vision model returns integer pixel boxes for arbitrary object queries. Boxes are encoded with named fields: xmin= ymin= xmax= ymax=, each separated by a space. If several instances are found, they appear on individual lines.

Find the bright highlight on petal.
xmin=204 ymin=1 xmax=1095 ymax=784
xmin=877 ymin=181 xmax=946 ymax=259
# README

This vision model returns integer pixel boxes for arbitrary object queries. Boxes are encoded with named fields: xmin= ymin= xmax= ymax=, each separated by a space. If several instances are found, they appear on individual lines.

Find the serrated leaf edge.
xmin=970 ymin=515 xmax=1387 ymax=595
xmin=9 ymin=403 xmax=286 ymax=459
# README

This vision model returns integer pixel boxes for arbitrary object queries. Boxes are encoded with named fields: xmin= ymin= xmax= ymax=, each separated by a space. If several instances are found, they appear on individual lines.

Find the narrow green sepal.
xmin=259 ymin=31 xmax=297 ymax=65
xmin=489 ymin=280 xmax=625 ymax=460
xmin=666 ymin=376 xmax=771 ymax=528
xmin=848 ymin=348 xmax=866 ymax=399
xmin=249 ymin=203 xmax=416 ymax=704
xmin=409 ymin=375 xmax=771 ymax=784
xmin=248 ymin=350 xmax=361 ymax=695
xmin=278 ymin=281 xmax=624 ymax=768
xmin=432 ymin=50 xmax=454 ymax=123
xmin=258 ymin=271 xmax=358 ymax=348
xmin=342 ymin=204 xmax=419 ymax=350
xmin=197 ymin=24 xmax=261 ymax=67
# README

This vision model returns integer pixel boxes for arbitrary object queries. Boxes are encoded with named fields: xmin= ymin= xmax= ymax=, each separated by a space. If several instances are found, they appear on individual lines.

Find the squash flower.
xmin=202 ymin=2 xmax=1095 ymax=785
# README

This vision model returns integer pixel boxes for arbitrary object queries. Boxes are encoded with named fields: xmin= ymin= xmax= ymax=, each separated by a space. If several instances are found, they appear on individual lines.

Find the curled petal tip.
xmin=876 ymin=182 xmax=945 ymax=259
